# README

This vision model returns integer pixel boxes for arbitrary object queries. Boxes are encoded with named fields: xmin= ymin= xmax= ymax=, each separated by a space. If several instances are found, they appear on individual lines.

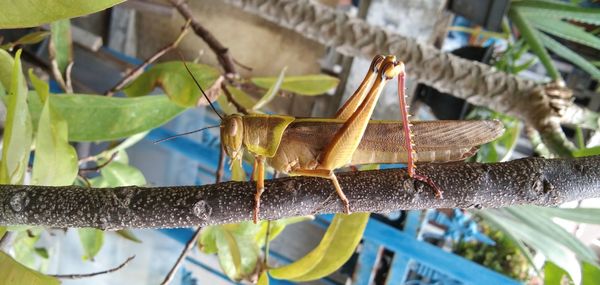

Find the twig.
xmin=50 ymin=256 xmax=135 ymax=279
xmin=160 ymin=227 xmax=203 ymax=285
xmin=221 ymin=83 xmax=249 ymax=115
xmin=168 ymin=0 xmax=237 ymax=76
xmin=79 ymin=152 xmax=118 ymax=174
xmin=105 ymin=21 xmax=191 ymax=96
xmin=232 ymin=58 xmax=253 ymax=71
xmin=1 ymin=156 xmax=599 ymax=229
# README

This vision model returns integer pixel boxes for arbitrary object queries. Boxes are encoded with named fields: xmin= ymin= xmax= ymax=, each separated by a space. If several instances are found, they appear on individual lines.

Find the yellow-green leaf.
xmin=30 ymin=72 xmax=78 ymax=186
xmin=222 ymin=85 xmax=258 ymax=113
xmin=115 ymin=229 xmax=142 ymax=243
xmin=50 ymin=19 xmax=72 ymax=77
xmin=0 ymin=49 xmax=15 ymax=89
xmin=199 ymin=226 xmax=218 ymax=254
xmin=78 ymin=228 xmax=104 ymax=260
xmin=270 ymin=213 xmax=369 ymax=281
xmin=0 ymin=49 xmax=32 ymax=184
xmin=231 ymin=158 xmax=247 ymax=182
xmin=0 ymin=252 xmax=59 ymax=285
xmin=0 ymin=31 xmax=50 ymax=50
xmin=252 ymin=67 xmax=286 ymax=110
xmin=251 ymin=74 xmax=339 ymax=96
xmin=0 ymin=0 xmax=125 ymax=28
xmin=89 ymin=159 xmax=146 ymax=187
xmin=258 ymin=271 xmax=269 ymax=285
xmin=26 ymin=93 xmax=186 ymax=142
xmin=123 ymin=61 xmax=221 ymax=107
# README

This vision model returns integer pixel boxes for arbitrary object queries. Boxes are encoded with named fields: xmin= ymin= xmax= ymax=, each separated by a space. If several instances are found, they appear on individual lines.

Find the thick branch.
xmin=1 ymin=156 xmax=599 ymax=229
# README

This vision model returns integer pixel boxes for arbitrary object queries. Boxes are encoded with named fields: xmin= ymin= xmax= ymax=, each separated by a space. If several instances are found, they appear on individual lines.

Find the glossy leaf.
xmin=538 ymin=31 xmax=600 ymax=80
xmin=116 ymin=230 xmax=142 ymax=243
xmin=50 ymin=19 xmax=72 ymax=76
xmin=30 ymin=72 xmax=78 ymax=186
xmin=78 ymin=228 xmax=104 ymax=260
xmin=528 ymin=17 xmax=600 ymax=50
xmin=0 ymin=0 xmax=125 ymax=28
xmin=0 ymin=252 xmax=59 ymax=285
xmin=270 ymin=213 xmax=369 ymax=281
xmin=514 ymin=0 xmax=600 ymax=25
xmin=27 ymin=93 xmax=186 ymax=141
xmin=0 ymin=49 xmax=32 ymax=184
xmin=251 ymin=74 xmax=339 ymax=96
xmin=0 ymin=31 xmax=50 ymax=50
xmin=252 ymin=68 xmax=286 ymax=110
xmin=123 ymin=61 xmax=221 ymax=107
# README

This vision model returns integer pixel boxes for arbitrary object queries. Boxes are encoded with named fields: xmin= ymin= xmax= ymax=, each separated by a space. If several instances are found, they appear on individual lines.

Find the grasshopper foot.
xmin=413 ymin=173 xmax=443 ymax=199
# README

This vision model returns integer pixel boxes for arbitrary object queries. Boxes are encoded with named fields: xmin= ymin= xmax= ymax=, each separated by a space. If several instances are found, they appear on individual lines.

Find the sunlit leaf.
xmin=0 ymin=31 xmax=50 ymax=50
xmin=254 ymin=216 xmax=314 ymax=244
xmin=0 ymin=0 xmax=125 ymax=28
xmin=0 ymin=49 xmax=32 ymax=184
xmin=582 ymin=262 xmax=600 ymax=285
xmin=251 ymin=74 xmax=339 ymax=96
xmin=26 ymin=93 xmax=186 ymax=141
xmin=199 ymin=226 xmax=218 ymax=254
xmin=0 ymin=252 xmax=59 ymax=285
xmin=270 ymin=213 xmax=369 ymax=281
xmin=123 ymin=61 xmax=221 ymax=107
xmin=252 ymin=67 xmax=286 ymax=110
xmin=231 ymin=158 xmax=247 ymax=182
xmin=78 ymin=228 xmax=104 ymax=261
xmin=258 ymin=271 xmax=269 ymax=285
xmin=50 ymin=19 xmax=72 ymax=77
xmin=30 ymin=71 xmax=78 ymax=186
xmin=116 ymin=230 xmax=142 ymax=243
xmin=215 ymin=227 xmax=260 ymax=281
xmin=544 ymin=261 xmax=568 ymax=285
xmin=13 ymin=231 xmax=41 ymax=268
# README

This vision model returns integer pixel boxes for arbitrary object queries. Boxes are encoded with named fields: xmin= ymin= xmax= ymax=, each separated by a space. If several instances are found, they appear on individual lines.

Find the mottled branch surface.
xmin=1 ymin=156 xmax=599 ymax=230
xmin=222 ymin=0 xmax=580 ymax=154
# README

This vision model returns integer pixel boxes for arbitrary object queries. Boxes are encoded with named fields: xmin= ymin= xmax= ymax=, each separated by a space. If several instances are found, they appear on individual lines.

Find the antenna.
xmin=177 ymin=50 xmax=224 ymax=121
xmin=153 ymin=125 xmax=221 ymax=144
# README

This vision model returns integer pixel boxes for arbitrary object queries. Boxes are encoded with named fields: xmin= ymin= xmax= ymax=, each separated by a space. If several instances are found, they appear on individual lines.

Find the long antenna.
xmin=177 ymin=50 xmax=224 ymax=121
xmin=153 ymin=125 xmax=220 ymax=144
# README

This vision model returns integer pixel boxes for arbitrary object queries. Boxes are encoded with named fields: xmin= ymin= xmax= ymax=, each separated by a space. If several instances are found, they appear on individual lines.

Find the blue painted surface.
xmin=354 ymin=240 xmax=380 ymax=285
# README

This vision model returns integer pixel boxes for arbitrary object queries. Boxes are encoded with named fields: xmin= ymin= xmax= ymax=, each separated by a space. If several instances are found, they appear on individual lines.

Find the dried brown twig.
xmin=50 ymin=256 xmax=135 ymax=279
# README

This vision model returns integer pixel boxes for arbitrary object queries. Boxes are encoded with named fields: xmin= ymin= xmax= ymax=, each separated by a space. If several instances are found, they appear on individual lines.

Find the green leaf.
xmin=216 ymin=91 xmax=238 ymax=115
xmin=509 ymin=6 xmax=561 ymax=80
xmin=544 ymin=261 xmax=569 ymax=285
xmin=582 ymin=262 xmax=600 ymax=285
xmin=78 ymin=228 xmax=104 ymax=260
xmin=33 ymin=247 xmax=49 ymax=259
xmin=0 ymin=0 xmax=125 ymax=28
xmin=199 ymin=226 xmax=218 ymax=254
xmin=0 ymin=31 xmax=50 ymax=50
xmin=115 ymin=229 xmax=142 ymax=243
xmin=251 ymin=74 xmax=339 ymax=96
xmin=0 ymin=252 xmax=59 ymax=285
xmin=50 ymin=19 xmax=72 ymax=76
xmin=514 ymin=0 xmax=600 ymax=25
xmin=528 ymin=17 xmax=600 ymax=50
xmin=221 ymin=85 xmax=258 ymax=112
xmin=0 ymin=49 xmax=15 ymax=89
xmin=0 ymin=49 xmax=32 ymax=184
xmin=12 ymin=231 xmax=42 ymax=269
xmin=89 ymin=159 xmax=146 ymax=187
xmin=258 ymin=271 xmax=269 ymax=285
xmin=123 ymin=61 xmax=221 ymax=107
xmin=573 ymin=146 xmax=600 ymax=157
xmin=0 ymin=227 xmax=6 ymax=239
xmin=215 ymin=227 xmax=260 ymax=281
xmin=30 ymin=72 xmax=78 ymax=186
xmin=252 ymin=67 xmax=287 ymax=110
xmin=538 ymin=31 xmax=600 ymax=80
xmin=255 ymin=216 xmax=314 ymax=244
xmin=27 ymin=93 xmax=186 ymax=141
xmin=231 ymin=158 xmax=247 ymax=182
xmin=270 ymin=213 xmax=369 ymax=281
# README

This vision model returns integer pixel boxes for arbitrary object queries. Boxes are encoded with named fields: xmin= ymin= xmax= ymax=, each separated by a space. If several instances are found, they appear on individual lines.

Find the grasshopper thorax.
xmin=221 ymin=114 xmax=245 ymax=160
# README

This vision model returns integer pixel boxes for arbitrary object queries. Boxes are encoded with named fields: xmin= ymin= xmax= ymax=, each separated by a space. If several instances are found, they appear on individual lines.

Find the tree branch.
xmin=49 ymin=256 xmax=135 ymax=279
xmin=168 ymin=0 xmax=237 ymax=76
xmin=160 ymin=227 xmax=202 ymax=285
xmin=1 ymin=156 xmax=599 ymax=229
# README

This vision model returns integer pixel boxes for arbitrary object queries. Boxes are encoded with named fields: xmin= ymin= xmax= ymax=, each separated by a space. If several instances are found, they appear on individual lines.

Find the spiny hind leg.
xmin=291 ymin=169 xmax=350 ymax=214
xmin=396 ymin=66 xmax=443 ymax=198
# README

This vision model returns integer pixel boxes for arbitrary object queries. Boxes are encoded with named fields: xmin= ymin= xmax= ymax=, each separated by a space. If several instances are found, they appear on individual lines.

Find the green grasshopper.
xmin=178 ymin=55 xmax=504 ymax=223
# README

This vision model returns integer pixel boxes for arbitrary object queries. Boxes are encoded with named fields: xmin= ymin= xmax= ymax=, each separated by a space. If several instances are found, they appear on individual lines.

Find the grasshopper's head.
xmin=221 ymin=114 xmax=244 ymax=160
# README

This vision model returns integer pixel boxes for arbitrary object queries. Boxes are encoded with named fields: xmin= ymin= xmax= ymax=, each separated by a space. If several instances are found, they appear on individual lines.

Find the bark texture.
xmin=1 ymin=156 xmax=599 ymax=230
xmin=222 ymin=0 xmax=581 ymax=154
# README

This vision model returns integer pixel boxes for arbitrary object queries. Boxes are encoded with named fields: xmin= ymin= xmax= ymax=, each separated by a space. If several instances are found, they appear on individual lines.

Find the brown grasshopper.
xmin=179 ymin=55 xmax=504 ymax=223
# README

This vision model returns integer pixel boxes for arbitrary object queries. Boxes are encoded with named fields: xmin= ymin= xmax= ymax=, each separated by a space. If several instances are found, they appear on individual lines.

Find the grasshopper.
xmin=179 ymin=55 xmax=504 ymax=223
